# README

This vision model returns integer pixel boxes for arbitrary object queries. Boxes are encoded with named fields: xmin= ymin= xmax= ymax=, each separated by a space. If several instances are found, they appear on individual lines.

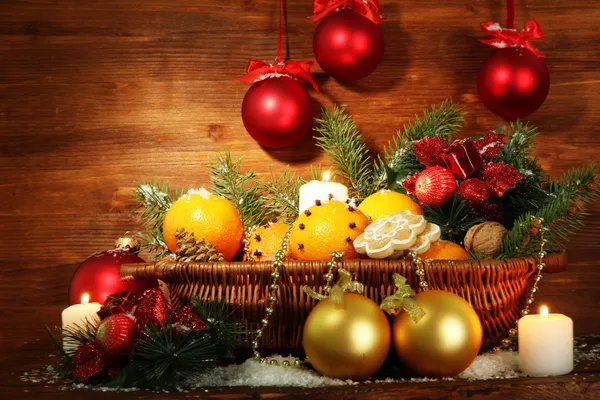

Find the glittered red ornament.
xmin=477 ymin=47 xmax=549 ymax=120
xmin=95 ymin=314 xmax=137 ymax=359
xmin=478 ymin=162 xmax=525 ymax=197
xmin=313 ymin=9 xmax=384 ymax=81
xmin=241 ymin=77 xmax=314 ymax=148
xmin=473 ymin=131 xmax=506 ymax=163
xmin=68 ymin=238 xmax=158 ymax=306
xmin=70 ymin=343 xmax=105 ymax=380
xmin=412 ymin=136 xmax=448 ymax=166
xmin=458 ymin=178 xmax=492 ymax=205
xmin=404 ymin=166 xmax=457 ymax=207
xmin=134 ymin=288 xmax=172 ymax=329
xmin=172 ymin=306 xmax=209 ymax=335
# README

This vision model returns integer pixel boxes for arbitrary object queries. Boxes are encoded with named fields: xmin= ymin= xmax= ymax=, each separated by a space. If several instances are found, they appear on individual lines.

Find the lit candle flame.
xmin=322 ymin=170 xmax=331 ymax=182
xmin=540 ymin=305 xmax=549 ymax=318
xmin=81 ymin=293 xmax=90 ymax=305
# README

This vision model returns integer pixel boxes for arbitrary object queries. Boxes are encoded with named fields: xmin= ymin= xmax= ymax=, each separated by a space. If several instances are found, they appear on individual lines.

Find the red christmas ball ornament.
xmin=94 ymin=314 xmax=137 ymax=359
xmin=477 ymin=20 xmax=549 ymax=120
xmin=241 ymin=76 xmax=314 ymax=148
xmin=69 ymin=237 xmax=157 ymax=305
xmin=458 ymin=178 xmax=492 ymax=205
xmin=414 ymin=166 xmax=457 ymax=207
xmin=313 ymin=8 xmax=384 ymax=81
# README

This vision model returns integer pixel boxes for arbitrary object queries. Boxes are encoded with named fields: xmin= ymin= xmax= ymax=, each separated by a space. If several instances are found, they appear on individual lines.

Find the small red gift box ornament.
xmin=443 ymin=139 xmax=484 ymax=179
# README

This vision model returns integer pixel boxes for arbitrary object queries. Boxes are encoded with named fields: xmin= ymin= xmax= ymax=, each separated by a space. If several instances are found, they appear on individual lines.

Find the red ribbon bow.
xmin=311 ymin=0 xmax=382 ymax=24
xmin=480 ymin=19 xmax=544 ymax=58
xmin=235 ymin=59 xmax=319 ymax=92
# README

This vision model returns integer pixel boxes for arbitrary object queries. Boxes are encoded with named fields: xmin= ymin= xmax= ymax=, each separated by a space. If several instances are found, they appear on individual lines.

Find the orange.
xmin=358 ymin=190 xmax=423 ymax=222
xmin=245 ymin=222 xmax=292 ymax=262
xmin=420 ymin=240 xmax=469 ymax=261
xmin=290 ymin=200 xmax=369 ymax=260
xmin=162 ymin=189 xmax=243 ymax=261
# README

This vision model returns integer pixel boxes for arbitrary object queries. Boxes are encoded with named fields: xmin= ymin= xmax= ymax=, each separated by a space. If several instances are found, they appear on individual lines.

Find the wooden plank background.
xmin=0 ymin=0 xmax=599 ymax=353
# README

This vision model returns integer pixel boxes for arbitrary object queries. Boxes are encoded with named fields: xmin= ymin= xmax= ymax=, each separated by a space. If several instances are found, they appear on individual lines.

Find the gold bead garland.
xmin=250 ymin=225 xmax=343 ymax=367
xmin=409 ymin=216 xmax=548 ymax=353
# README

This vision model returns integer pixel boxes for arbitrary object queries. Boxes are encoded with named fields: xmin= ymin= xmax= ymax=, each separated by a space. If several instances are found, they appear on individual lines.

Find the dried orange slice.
xmin=407 ymin=234 xmax=431 ymax=254
xmin=422 ymin=222 xmax=441 ymax=243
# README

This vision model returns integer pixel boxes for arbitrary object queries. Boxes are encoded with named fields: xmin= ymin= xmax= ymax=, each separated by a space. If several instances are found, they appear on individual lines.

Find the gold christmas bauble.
xmin=393 ymin=290 xmax=482 ymax=377
xmin=303 ymin=293 xmax=391 ymax=380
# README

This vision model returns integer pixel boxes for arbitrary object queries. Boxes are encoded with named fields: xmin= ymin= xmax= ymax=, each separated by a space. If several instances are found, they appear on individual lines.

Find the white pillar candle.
xmin=518 ymin=305 xmax=573 ymax=376
xmin=61 ymin=293 xmax=101 ymax=352
xmin=298 ymin=171 xmax=348 ymax=214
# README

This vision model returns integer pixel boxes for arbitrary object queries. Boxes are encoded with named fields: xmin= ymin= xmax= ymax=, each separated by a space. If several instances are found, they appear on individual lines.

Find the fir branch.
xmin=62 ymin=316 xmax=100 ymax=356
xmin=497 ymin=121 xmax=545 ymax=176
xmin=37 ymin=314 xmax=72 ymax=374
xmin=133 ymin=322 xmax=218 ymax=388
xmin=422 ymin=193 xmax=481 ymax=244
xmin=314 ymin=105 xmax=377 ymax=201
xmin=191 ymin=298 xmax=246 ymax=361
xmin=308 ymin=164 xmax=324 ymax=181
xmin=207 ymin=152 xmax=267 ymax=228
xmin=132 ymin=179 xmax=183 ymax=259
xmin=499 ymin=165 xmax=599 ymax=258
xmin=496 ymin=173 xmax=553 ymax=228
xmin=376 ymin=99 xmax=465 ymax=189
xmin=259 ymin=167 xmax=304 ymax=224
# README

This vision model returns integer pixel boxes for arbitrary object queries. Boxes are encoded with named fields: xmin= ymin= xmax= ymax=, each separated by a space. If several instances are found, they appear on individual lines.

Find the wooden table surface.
xmin=2 ymin=305 xmax=600 ymax=399
xmin=1 ymin=0 xmax=600 ymax=398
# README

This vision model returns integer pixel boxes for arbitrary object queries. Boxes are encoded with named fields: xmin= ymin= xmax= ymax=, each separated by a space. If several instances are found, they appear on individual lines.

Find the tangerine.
xmin=358 ymin=190 xmax=423 ymax=222
xmin=420 ymin=240 xmax=469 ymax=261
xmin=290 ymin=200 xmax=369 ymax=260
xmin=245 ymin=222 xmax=291 ymax=262
xmin=162 ymin=189 xmax=243 ymax=261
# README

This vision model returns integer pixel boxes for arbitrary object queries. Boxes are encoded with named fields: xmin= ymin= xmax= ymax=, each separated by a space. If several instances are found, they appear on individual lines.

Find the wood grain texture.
xmin=0 ymin=0 xmax=599 ymax=344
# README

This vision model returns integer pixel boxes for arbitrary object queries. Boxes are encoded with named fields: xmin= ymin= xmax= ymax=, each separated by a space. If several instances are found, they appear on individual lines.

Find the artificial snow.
xmin=181 ymin=188 xmax=212 ymax=200
xmin=137 ymin=184 xmax=168 ymax=206
xmin=19 ymin=336 xmax=600 ymax=391
xmin=186 ymin=355 xmax=353 ymax=388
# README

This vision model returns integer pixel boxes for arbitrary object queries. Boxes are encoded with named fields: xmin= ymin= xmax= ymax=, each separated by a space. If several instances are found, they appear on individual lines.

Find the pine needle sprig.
xmin=191 ymin=298 xmax=246 ymax=361
xmin=61 ymin=317 xmax=100 ymax=356
xmin=314 ymin=105 xmax=377 ymax=202
xmin=132 ymin=179 xmax=183 ymax=259
xmin=207 ymin=152 xmax=267 ymax=228
xmin=499 ymin=165 xmax=599 ymax=258
xmin=134 ymin=322 xmax=218 ymax=388
xmin=423 ymin=193 xmax=481 ymax=243
xmin=376 ymin=99 xmax=465 ymax=189
xmin=259 ymin=168 xmax=304 ymax=224
xmin=497 ymin=121 xmax=545 ymax=175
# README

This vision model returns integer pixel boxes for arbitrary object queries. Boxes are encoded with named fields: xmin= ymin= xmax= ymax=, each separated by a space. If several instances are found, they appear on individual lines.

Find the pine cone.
xmin=174 ymin=228 xmax=225 ymax=262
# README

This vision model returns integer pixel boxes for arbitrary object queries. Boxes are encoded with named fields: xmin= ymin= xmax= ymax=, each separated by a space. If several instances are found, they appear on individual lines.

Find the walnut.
xmin=464 ymin=222 xmax=508 ymax=258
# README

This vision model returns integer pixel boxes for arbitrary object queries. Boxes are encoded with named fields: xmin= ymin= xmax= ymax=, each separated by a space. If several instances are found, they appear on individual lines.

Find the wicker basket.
xmin=121 ymin=252 xmax=567 ymax=352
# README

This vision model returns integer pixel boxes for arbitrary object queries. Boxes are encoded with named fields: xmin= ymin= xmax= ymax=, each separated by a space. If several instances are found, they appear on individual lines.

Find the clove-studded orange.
xmin=289 ymin=200 xmax=369 ymax=260
xmin=245 ymin=221 xmax=292 ymax=262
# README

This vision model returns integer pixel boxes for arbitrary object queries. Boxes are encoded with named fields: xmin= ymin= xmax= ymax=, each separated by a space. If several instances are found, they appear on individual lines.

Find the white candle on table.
xmin=61 ymin=293 xmax=101 ymax=352
xmin=298 ymin=171 xmax=348 ymax=214
xmin=518 ymin=305 xmax=573 ymax=376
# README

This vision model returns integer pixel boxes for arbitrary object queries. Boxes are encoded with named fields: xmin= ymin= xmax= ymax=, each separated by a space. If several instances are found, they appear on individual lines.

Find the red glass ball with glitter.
xmin=68 ymin=238 xmax=158 ymax=305
xmin=477 ymin=47 xmax=549 ymax=120
xmin=313 ymin=9 xmax=384 ymax=82
xmin=241 ymin=76 xmax=314 ymax=149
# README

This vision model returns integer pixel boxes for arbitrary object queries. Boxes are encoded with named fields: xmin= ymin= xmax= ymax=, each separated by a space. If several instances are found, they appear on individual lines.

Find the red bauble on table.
xmin=313 ymin=9 xmax=384 ymax=82
xmin=477 ymin=47 xmax=549 ymax=120
xmin=241 ymin=76 xmax=314 ymax=148
xmin=95 ymin=314 xmax=137 ymax=359
xmin=68 ymin=237 xmax=157 ymax=305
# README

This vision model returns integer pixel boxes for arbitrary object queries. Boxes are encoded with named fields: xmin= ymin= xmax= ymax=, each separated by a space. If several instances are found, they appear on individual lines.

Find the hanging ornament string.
xmin=480 ymin=0 xmax=545 ymax=59
xmin=310 ymin=0 xmax=383 ymax=24
xmin=506 ymin=0 xmax=515 ymax=29
xmin=236 ymin=0 xmax=319 ymax=91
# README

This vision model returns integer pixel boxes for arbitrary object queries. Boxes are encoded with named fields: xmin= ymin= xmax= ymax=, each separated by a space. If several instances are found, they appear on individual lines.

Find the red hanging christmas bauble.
xmin=313 ymin=9 xmax=384 ymax=82
xmin=414 ymin=166 xmax=457 ymax=207
xmin=241 ymin=76 xmax=314 ymax=148
xmin=68 ymin=237 xmax=158 ymax=305
xmin=94 ymin=314 xmax=137 ymax=359
xmin=477 ymin=47 xmax=549 ymax=120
